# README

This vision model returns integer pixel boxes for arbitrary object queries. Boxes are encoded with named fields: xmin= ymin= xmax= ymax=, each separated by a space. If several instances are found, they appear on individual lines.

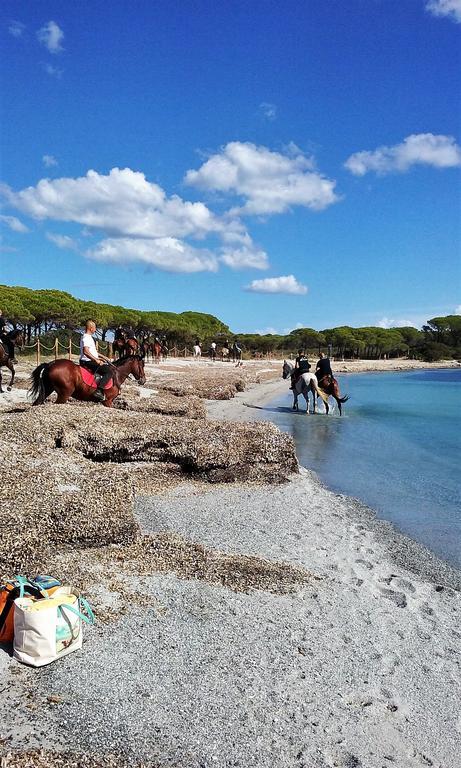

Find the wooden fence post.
xmin=109 ymin=342 xmax=113 ymax=358
xmin=68 ymin=337 xmax=72 ymax=360
xmin=36 ymin=338 xmax=40 ymax=365
xmin=54 ymin=338 xmax=58 ymax=360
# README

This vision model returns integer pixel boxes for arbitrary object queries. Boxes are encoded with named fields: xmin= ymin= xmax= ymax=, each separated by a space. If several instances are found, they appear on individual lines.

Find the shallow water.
xmin=264 ymin=369 xmax=461 ymax=568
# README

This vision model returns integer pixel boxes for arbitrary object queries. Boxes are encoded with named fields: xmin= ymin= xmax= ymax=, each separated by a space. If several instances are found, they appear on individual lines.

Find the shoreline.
xmin=206 ymin=375 xmax=461 ymax=589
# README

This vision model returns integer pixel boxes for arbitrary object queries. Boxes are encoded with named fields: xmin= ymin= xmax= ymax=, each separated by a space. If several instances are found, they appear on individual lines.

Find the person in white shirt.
xmin=79 ymin=320 xmax=113 ymax=401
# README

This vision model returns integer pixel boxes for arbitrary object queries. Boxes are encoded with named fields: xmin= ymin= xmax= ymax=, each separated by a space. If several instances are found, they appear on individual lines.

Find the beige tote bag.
xmin=13 ymin=587 xmax=94 ymax=667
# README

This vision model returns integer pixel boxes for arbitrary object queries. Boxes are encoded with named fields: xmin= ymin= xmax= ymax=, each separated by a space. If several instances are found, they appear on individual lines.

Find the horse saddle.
xmin=80 ymin=366 xmax=113 ymax=390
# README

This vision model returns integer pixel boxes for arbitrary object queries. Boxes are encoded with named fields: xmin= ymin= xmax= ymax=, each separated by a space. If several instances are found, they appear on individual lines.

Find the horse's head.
xmin=282 ymin=360 xmax=292 ymax=379
xmin=10 ymin=329 xmax=24 ymax=348
xmin=130 ymin=355 xmax=146 ymax=385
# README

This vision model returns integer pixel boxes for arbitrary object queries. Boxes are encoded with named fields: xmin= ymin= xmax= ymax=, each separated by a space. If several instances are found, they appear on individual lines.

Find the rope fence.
xmin=18 ymin=339 xmax=287 ymax=365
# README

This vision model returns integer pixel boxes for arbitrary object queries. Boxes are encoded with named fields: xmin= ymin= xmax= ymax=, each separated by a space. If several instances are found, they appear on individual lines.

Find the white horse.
xmin=282 ymin=360 xmax=329 ymax=414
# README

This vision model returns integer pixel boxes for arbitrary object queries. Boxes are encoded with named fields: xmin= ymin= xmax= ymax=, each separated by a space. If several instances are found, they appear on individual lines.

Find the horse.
xmin=221 ymin=346 xmax=230 ymax=362
xmin=315 ymin=372 xmax=349 ymax=416
xmin=282 ymin=360 xmax=349 ymax=415
xmin=29 ymin=355 xmax=146 ymax=408
xmin=140 ymin=337 xmax=151 ymax=361
xmin=0 ymin=330 xmax=24 ymax=393
xmin=282 ymin=360 xmax=330 ymax=414
xmin=151 ymin=339 xmax=168 ymax=363
xmin=112 ymin=331 xmax=127 ymax=359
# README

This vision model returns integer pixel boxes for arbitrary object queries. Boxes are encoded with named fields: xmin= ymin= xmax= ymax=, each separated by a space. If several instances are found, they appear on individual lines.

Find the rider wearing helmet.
xmin=291 ymin=349 xmax=311 ymax=389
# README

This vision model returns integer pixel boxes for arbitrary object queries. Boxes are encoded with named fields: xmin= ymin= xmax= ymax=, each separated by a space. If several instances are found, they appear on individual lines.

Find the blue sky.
xmin=1 ymin=0 xmax=460 ymax=333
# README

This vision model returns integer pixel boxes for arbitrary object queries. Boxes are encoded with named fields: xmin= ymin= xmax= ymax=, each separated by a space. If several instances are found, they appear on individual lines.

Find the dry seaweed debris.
xmin=0 ymin=749 xmax=152 ymax=768
xmin=0 ymin=404 xmax=297 ymax=577
xmin=103 ymin=533 xmax=313 ymax=595
xmin=113 ymin=391 xmax=206 ymax=419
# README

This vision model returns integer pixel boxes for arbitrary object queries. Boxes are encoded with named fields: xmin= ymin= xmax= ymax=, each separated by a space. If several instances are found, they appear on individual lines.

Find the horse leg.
xmin=336 ymin=397 xmax=342 ymax=416
xmin=311 ymin=384 xmax=317 ymax=414
xmin=6 ymin=360 xmax=15 ymax=391
xmin=0 ymin=367 xmax=3 ymax=394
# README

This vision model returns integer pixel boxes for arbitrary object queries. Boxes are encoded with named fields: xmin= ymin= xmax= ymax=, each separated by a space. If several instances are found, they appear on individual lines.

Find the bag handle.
xmin=14 ymin=575 xmax=50 ymax=600
xmin=58 ymin=597 xmax=95 ymax=625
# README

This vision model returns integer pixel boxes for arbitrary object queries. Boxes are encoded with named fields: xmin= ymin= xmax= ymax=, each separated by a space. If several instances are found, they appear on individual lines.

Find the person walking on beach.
xmin=315 ymin=351 xmax=333 ymax=388
xmin=210 ymin=341 xmax=217 ymax=361
xmin=79 ymin=320 xmax=113 ymax=402
xmin=193 ymin=340 xmax=201 ymax=359
xmin=232 ymin=339 xmax=243 ymax=366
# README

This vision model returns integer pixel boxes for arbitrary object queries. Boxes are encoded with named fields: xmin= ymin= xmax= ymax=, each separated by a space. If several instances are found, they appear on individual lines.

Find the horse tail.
xmin=29 ymin=362 xmax=50 ymax=405
xmin=316 ymin=387 xmax=329 ymax=405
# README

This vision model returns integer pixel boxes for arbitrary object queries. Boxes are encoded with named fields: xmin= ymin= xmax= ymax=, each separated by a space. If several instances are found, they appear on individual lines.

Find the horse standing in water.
xmin=282 ymin=360 xmax=330 ymax=414
xmin=29 ymin=355 xmax=146 ymax=408
xmin=0 ymin=330 xmax=24 ymax=393
xmin=282 ymin=360 xmax=349 ymax=415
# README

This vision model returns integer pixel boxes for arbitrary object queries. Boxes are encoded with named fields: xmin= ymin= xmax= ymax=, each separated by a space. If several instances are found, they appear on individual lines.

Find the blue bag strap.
xmin=58 ymin=597 xmax=95 ymax=625
xmin=14 ymin=575 xmax=50 ymax=600
xmin=78 ymin=596 xmax=95 ymax=624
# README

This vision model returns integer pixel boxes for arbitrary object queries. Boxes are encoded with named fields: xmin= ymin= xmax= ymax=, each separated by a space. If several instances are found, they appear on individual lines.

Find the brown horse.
xmin=315 ymin=373 xmax=349 ymax=415
xmin=29 ymin=355 xmax=146 ymax=408
xmin=0 ymin=330 xmax=24 ymax=393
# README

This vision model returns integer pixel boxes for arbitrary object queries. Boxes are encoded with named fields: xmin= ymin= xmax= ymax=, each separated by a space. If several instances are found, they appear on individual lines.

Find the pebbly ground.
xmin=1 ymin=471 xmax=459 ymax=768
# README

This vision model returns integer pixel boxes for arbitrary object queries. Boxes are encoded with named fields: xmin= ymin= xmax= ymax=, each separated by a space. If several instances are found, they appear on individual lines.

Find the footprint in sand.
xmin=379 ymin=587 xmax=408 ymax=609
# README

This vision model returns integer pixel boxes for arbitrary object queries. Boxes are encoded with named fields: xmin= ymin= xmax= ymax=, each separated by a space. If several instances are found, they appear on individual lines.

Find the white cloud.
xmin=377 ymin=317 xmax=418 ymax=329
xmin=37 ymin=21 xmax=64 ymax=54
xmin=87 ymin=237 xmax=218 ymax=273
xmin=220 ymin=245 xmax=269 ymax=270
xmin=0 ymin=214 xmax=29 ymax=233
xmin=245 ymin=275 xmax=308 ymax=295
xmin=454 ymin=305 xmax=461 ymax=315
xmin=44 ymin=63 xmax=63 ymax=78
xmin=46 ymin=232 xmax=79 ymax=251
xmin=9 ymin=20 xmax=25 ymax=38
xmin=185 ymin=141 xmax=338 ymax=215
xmin=2 ymin=167 xmax=225 ymax=240
xmin=259 ymin=102 xmax=277 ymax=121
xmin=345 ymin=133 xmax=461 ymax=176
xmin=43 ymin=154 xmax=58 ymax=167
xmin=426 ymin=0 xmax=461 ymax=23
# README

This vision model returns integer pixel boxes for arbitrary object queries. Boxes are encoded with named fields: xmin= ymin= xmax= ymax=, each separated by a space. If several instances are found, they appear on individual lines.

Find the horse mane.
xmin=112 ymin=354 xmax=143 ymax=366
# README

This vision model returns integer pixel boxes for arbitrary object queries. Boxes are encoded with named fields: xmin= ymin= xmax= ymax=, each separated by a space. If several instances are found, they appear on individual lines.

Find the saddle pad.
xmin=80 ymin=366 xmax=113 ymax=390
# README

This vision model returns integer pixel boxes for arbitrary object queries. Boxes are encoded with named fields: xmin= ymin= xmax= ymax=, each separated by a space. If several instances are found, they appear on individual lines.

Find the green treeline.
xmin=0 ymin=284 xmax=460 ymax=361
xmin=0 ymin=284 xmax=230 ymax=345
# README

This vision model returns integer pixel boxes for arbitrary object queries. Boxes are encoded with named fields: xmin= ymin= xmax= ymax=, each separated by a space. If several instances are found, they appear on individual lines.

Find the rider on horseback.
xmin=315 ymin=352 xmax=333 ymax=388
xmin=0 ymin=310 xmax=16 ymax=362
xmin=291 ymin=349 xmax=311 ymax=389
xmin=79 ymin=320 xmax=113 ymax=402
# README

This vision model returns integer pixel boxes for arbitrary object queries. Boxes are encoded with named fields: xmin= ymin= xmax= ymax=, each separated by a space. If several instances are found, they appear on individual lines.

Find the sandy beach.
xmin=0 ymin=358 xmax=460 ymax=768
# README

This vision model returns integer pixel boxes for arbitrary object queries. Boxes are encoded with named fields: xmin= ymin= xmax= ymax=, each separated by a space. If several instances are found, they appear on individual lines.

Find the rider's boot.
xmin=93 ymin=373 xmax=105 ymax=401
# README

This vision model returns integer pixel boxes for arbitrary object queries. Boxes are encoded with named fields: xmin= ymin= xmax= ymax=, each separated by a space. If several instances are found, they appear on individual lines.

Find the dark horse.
xmin=0 ymin=330 xmax=24 ymax=393
xmin=282 ymin=360 xmax=349 ymax=415
xmin=29 ymin=355 xmax=146 ymax=408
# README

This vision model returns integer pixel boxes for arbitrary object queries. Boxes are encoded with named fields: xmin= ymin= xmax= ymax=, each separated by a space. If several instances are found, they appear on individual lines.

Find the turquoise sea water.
xmin=262 ymin=369 xmax=461 ymax=568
